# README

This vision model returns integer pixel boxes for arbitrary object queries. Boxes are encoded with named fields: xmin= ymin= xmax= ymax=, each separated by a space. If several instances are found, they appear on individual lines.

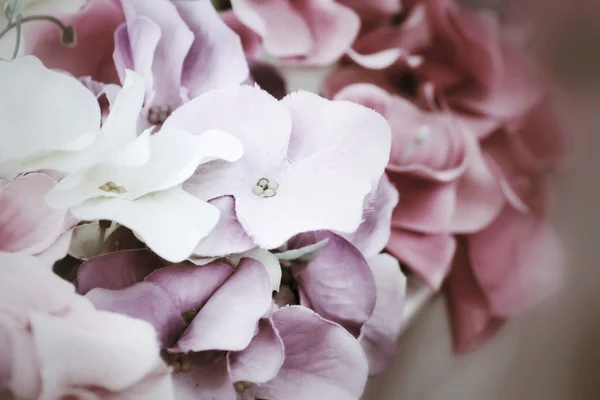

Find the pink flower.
xmin=0 ymin=251 xmax=174 ymax=399
xmin=76 ymin=250 xmax=371 ymax=399
xmin=26 ymin=0 xmax=249 ymax=125
xmin=0 ymin=173 xmax=75 ymax=267
xmin=165 ymin=85 xmax=391 ymax=250
xmin=224 ymin=0 xmax=361 ymax=66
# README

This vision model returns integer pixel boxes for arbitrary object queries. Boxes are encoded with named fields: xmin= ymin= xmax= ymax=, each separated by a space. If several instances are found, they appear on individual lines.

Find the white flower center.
xmin=252 ymin=177 xmax=279 ymax=198
xmin=98 ymin=181 xmax=127 ymax=194
xmin=167 ymin=352 xmax=191 ymax=374
xmin=234 ymin=381 xmax=253 ymax=393
xmin=147 ymin=105 xmax=172 ymax=125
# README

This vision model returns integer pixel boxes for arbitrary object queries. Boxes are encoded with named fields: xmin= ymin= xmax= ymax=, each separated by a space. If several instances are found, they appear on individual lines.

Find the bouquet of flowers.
xmin=0 ymin=0 xmax=565 ymax=398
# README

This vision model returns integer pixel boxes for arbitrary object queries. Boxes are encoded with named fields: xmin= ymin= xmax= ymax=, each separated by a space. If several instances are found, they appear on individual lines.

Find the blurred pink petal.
xmin=387 ymin=229 xmax=456 ymax=290
xmin=359 ymin=254 xmax=406 ymax=376
xmin=251 ymin=306 xmax=369 ymax=400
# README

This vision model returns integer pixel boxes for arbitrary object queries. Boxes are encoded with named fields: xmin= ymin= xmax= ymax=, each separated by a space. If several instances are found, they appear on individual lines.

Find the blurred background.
xmin=365 ymin=0 xmax=600 ymax=398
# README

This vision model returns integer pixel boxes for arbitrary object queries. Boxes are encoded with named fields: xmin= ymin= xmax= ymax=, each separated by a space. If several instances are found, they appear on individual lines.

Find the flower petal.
xmin=0 ymin=173 xmax=68 ymax=255
xmin=226 ymin=248 xmax=282 ymax=293
xmin=145 ymin=261 xmax=234 ymax=314
xmin=0 ymin=56 xmax=100 ymax=164
xmin=228 ymin=319 xmax=284 ymax=384
xmin=86 ymin=282 xmax=186 ymax=347
xmin=290 ymin=232 xmax=376 ymax=337
xmin=69 ymin=187 xmax=221 ymax=263
xmin=172 ymin=353 xmax=236 ymax=400
xmin=468 ymin=205 xmax=564 ymax=317
xmin=165 ymin=84 xmax=291 ymax=201
xmin=174 ymin=258 xmax=272 ymax=353
xmin=252 ymin=306 xmax=368 ymax=400
xmin=77 ymin=249 xmax=166 ymax=295
xmin=234 ymin=148 xmax=371 ymax=249
xmin=342 ymin=174 xmax=399 ymax=257
xmin=193 ymin=196 xmax=256 ymax=257
xmin=445 ymin=243 xmax=505 ymax=354
xmin=283 ymin=90 xmax=391 ymax=188
xmin=176 ymin=0 xmax=249 ymax=97
xmin=386 ymin=229 xmax=456 ymax=290
xmin=359 ymin=254 xmax=406 ymax=376
xmin=30 ymin=310 xmax=174 ymax=399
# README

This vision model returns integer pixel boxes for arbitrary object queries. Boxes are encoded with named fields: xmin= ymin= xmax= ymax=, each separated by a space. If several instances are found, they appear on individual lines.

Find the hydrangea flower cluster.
xmin=0 ymin=0 xmax=564 ymax=398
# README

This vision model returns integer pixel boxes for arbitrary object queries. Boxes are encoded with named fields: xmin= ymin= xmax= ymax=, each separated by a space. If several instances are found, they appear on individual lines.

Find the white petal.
xmin=68 ymin=222 xmax=119 ymax=260
xmin=227 ymin=248 xmax=282 ymax=292
xmin=70 ymin=187 xmax=221 ymax=262
xmin=275 ymin=238 xmax=329 ymax=261
xmin=45 ymin=128 xmax=242 ymax=209
xmin=0 ymin=56 xmax=101 ymax=162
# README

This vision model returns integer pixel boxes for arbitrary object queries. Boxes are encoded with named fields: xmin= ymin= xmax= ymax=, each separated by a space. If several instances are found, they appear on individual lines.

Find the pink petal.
xmin=252 ymin=306 xmax=369 ymax=400
xmin=193 ymin=197 xmax=256 ymax=257
xmin=228 ymin=319 xmax=284 ymax=384
xmin=231 ymin=0 xmax=313 ymax=58
xmin=332 ymin=82 xmax=393 ymax=117
xmin=284 ymin=90 xmax=391 ymax=188
xmin=0 ymin=174 xmax=68 ymax=255
xmin=30 ymin=310 xmax=174 ymax=399
xmin=359 ymin=254 xmax=406 ymax=376
xmin=145 ymin=261 xmax=234 ymax=314
xmin=445 ymin=243 xmax=505 ymax=353
xmin=386 ymin=229 xmax=456 ymax=290
xmin=468 ymin=205 xmax=564 ymax=317
xmin=166 ymin=85 xmax=291 ymax=201
xmin=234 ymin=148 xmax=371 ymax=249
xmin=290 ymin=232 xmax=376 ymax=336
xmin=0 ymin=252 xmax=84 ymax=318
xmin=119 ymin=0 xmax=194 ymax=106
xmin=221 ymin=10 xmax=264 ymax=58
xmin=86 ymin=283 xmax=186 ymax=347
xmin=172 ymin=353 xmax=236 ymax=400
xmin=34 ymin=226 xmax=75 ymax=268
xmin=342 ymin=174 xmax=399 ymax=258
xmin=176 ymin=1 xmax=249 ymax=97
xmin=25 ymin=0 xmax=124 ymax=83
xmin=338 ymin=0 xmax=401 ymax=23
xmin=77 ymin=250 xmax=166 ymax=295
xmin=174 ymin=258 xmax=272 ymax=353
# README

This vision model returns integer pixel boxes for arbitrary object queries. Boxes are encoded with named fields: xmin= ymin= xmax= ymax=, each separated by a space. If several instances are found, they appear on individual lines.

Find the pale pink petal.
xmin=145 ymin=261 xmax=234 ymax=314
xmin=166 ymin=85 xmax=291 ymax=201
xmin=386 ymin=229 xmax=456 ymax=290
xmin=0 ymin=174 xmax=68 ymax=255
xmin=290 ymin=232 xmax=376 ymax=337
xmin=251 ymin=306 xmax=369 ymax=400
xmin=193 ymin=197 xmax=256 ymax=257
xmin=176 ymin=1 xmax=249 ymax=97
xmin=172 ymin=353 xmax=236 ymax=400
xmin=77 ymin=250 xmax=166 ymax=295
xmin=230 ymin=0 xmax=313 ymax=58
xmin=221 ymin=10 xmax=264 ymax=58
xmin=342 ymin=174 xmax=399 ymax=257
xmin=234 ymin=148 xmax=371 ymax=249
xmin=30 ymin=310 xmax=174 ymax=400
xmin=86 ymin=282 xmax=186 ymax=347
xmin=228 ymin=319 xmax=284 ymax=384
xmin=283 ymin=90 xmax=391 ymax=188
xmin=359 ymin=254 xmax=407 ymax=376
xmin=174 ymin=258 xmax=272 ymax=353
xmin=445 ymin=244 xmax=505 ymax=354
xmin=34 ymin=227 xmax=74 ymax=268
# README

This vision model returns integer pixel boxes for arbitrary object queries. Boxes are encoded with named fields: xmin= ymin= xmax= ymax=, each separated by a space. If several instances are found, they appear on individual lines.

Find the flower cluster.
xmin=0 ymin=0 xmax=564 ymax=398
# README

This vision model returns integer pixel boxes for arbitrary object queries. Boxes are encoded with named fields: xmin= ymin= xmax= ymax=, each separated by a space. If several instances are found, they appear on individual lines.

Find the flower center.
xmin=233 ymin=381 xmax=253 ymax=393
xmin=252 ymin=177 xmax=279 ymax=198
xmin=98 ymin=181 xmax=127 ymax=194
xmin=182 ymin=307 xmax=199 ymax=324
xmin=167 ymin=352 xmax=191 ymax=374
xmin=398 ymin=125 xmax=430 ymax=165
xmin=147 ymin=105 xmax=172 ymax=125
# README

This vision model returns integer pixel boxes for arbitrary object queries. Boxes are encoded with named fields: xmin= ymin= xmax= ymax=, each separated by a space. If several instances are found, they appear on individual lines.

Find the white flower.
xmin=0 ymin=56 xmax=150 ymax=177
xmin=45 ymin=125 xmax=244 ymax=262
